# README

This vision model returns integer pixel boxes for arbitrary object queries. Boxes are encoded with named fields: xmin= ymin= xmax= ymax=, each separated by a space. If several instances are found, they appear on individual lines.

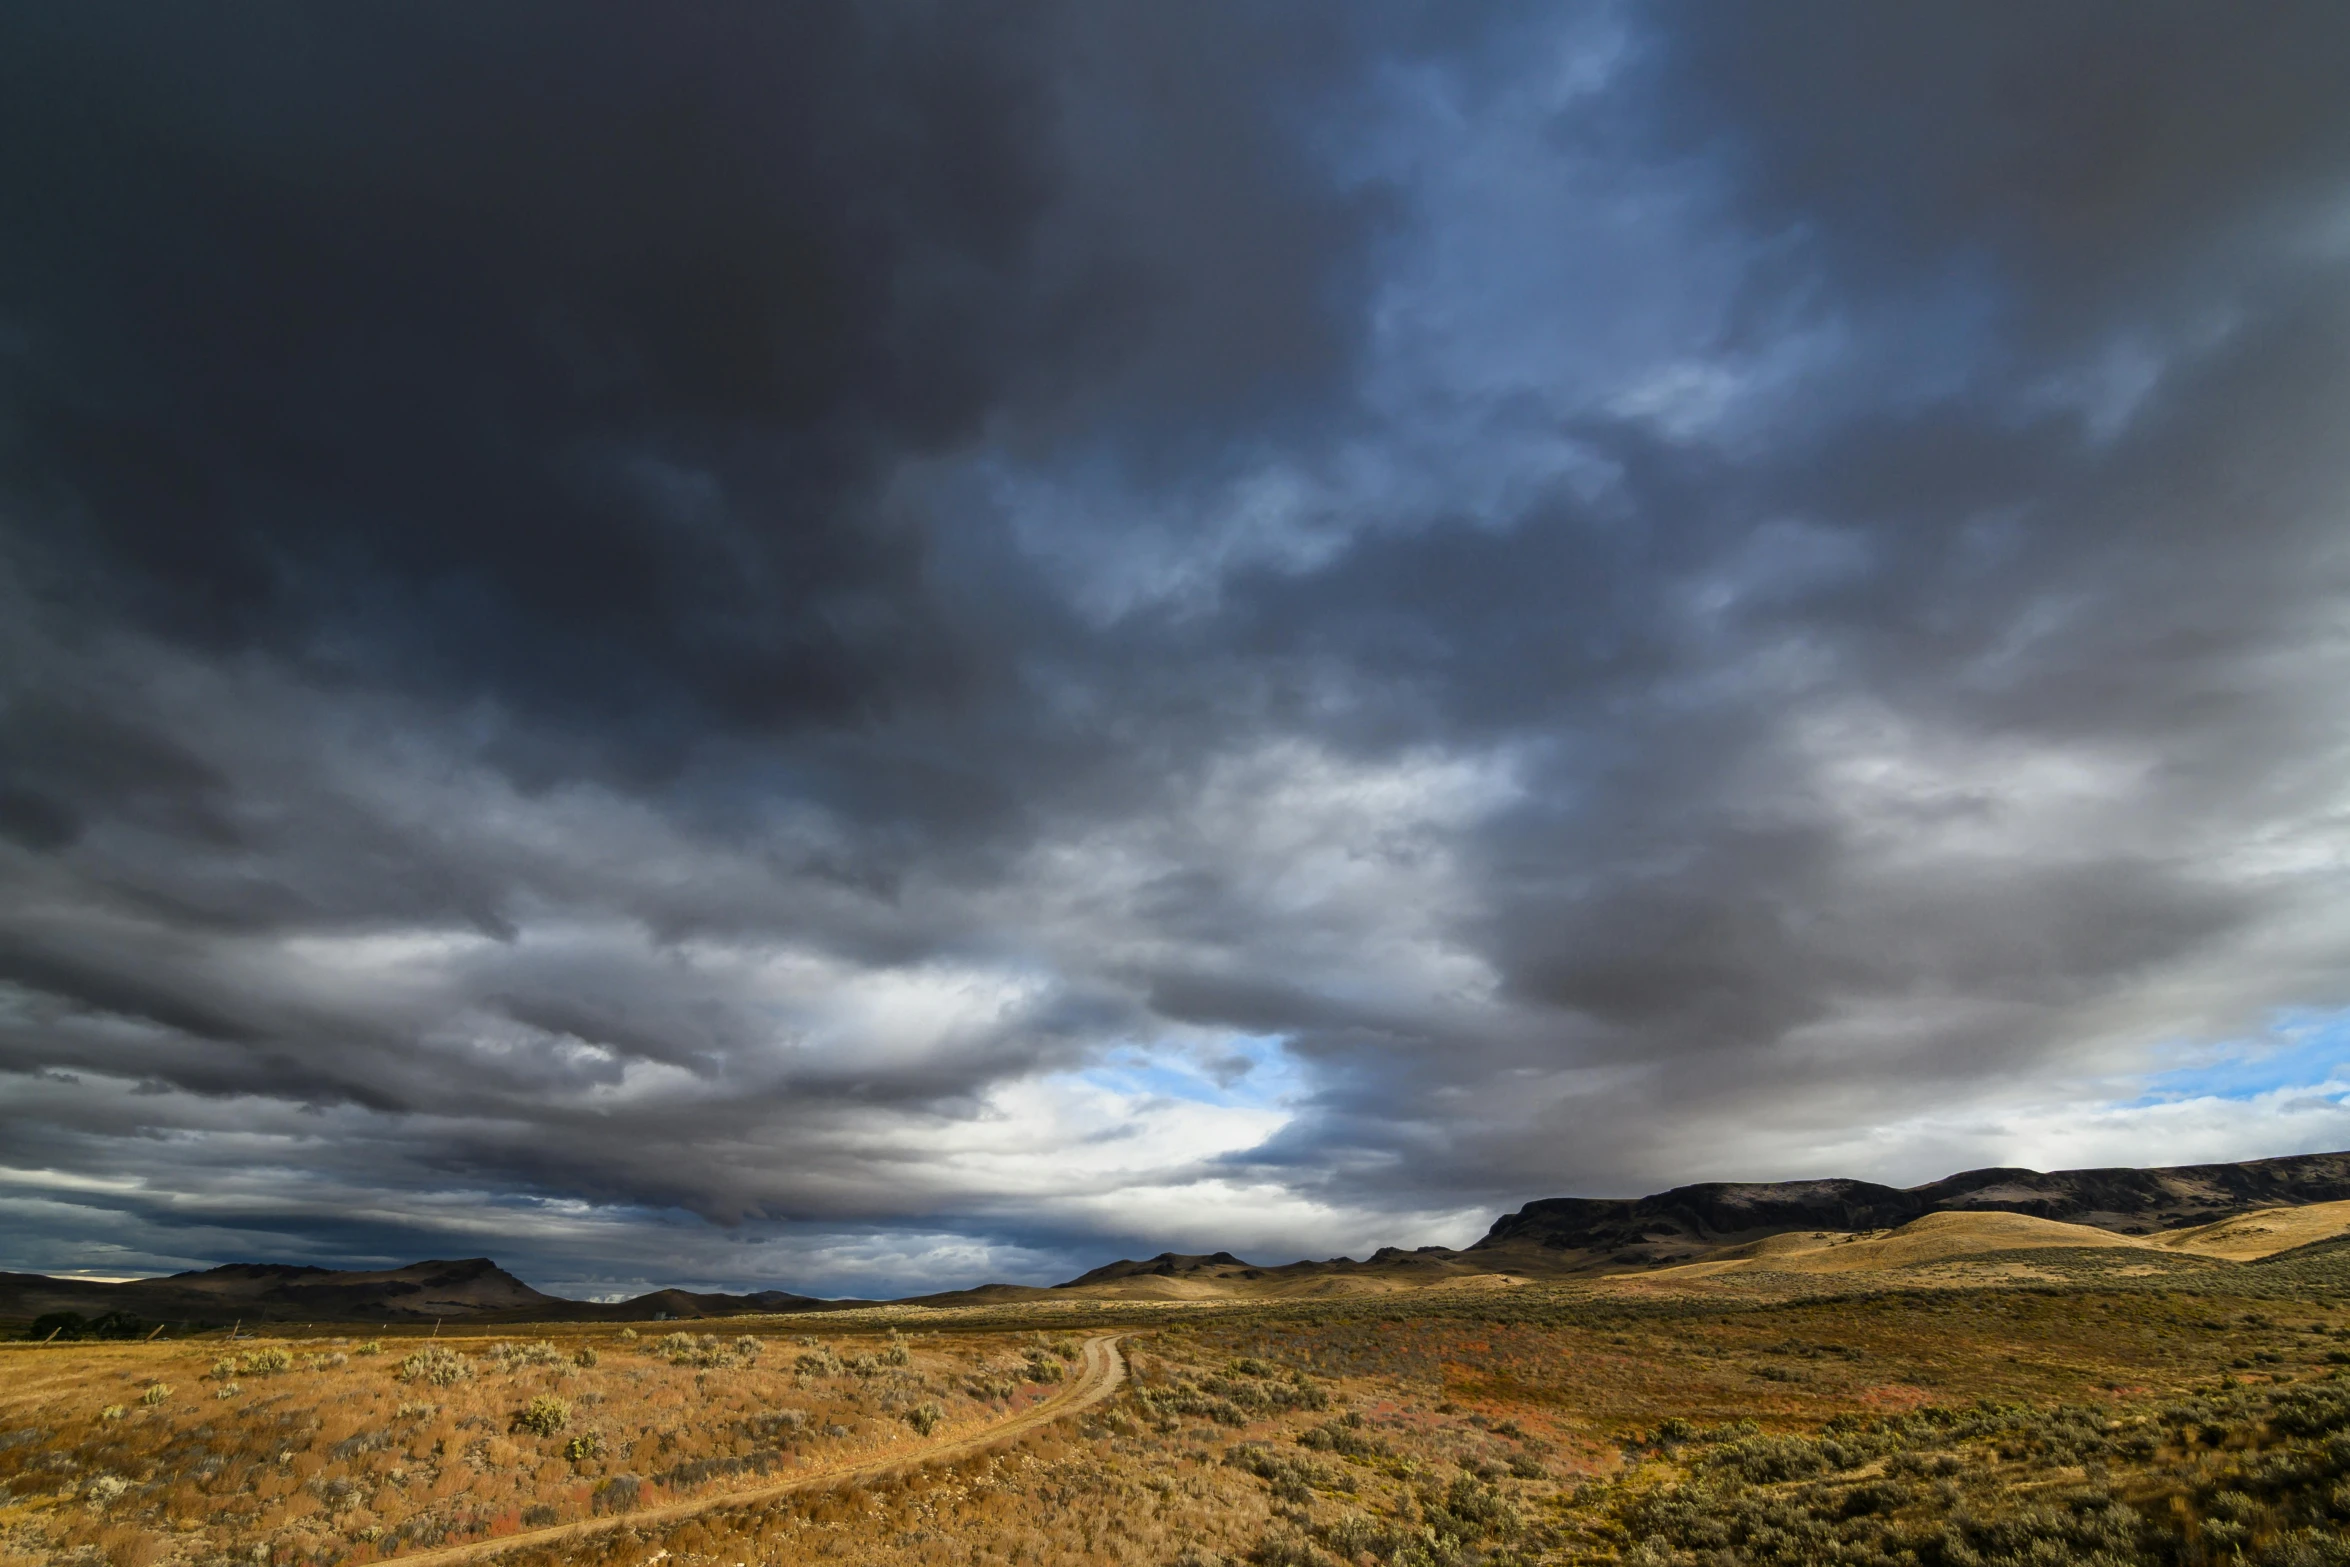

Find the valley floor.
xmin=11 ymin=1233 xmax=2350 ymax=1567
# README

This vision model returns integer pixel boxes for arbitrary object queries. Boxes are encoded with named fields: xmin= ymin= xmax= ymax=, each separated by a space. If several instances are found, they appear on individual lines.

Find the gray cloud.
xmin=4 ymin=3 xmax=2350 ymax=1297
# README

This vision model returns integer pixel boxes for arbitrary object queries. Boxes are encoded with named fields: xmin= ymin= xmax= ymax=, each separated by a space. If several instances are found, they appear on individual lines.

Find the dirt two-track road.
xmin=390 ymin=1333 xmax=1129 ymax=1567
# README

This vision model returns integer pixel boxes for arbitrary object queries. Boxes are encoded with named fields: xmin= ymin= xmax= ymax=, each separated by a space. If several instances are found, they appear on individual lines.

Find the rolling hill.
xmin=11 ymin=1149 xmax=2350 ymax=1325
xmin=1465 ymin=1149 xmax=2350 ymax=1270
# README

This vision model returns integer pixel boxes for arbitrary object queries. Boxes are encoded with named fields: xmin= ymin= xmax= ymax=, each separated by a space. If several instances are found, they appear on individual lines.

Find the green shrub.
xmin=1227 ymin=1442 xmax=1351 ymax=1500
xmin=906 ymin=1401 xmax=945 ymax=1436
xmin=1317 ymin=1511 xmax=1390 ymax=1560
xmin=1135 ymin=1381 xmax=1246 ymax=1427
xmin=396 ymin=1346 xmax=471 ymax=1386
xmin=658 ymin=1332 xmax=745 ymax=1369
xmin=517 ymin=1395 xmax=571 ymax=1436
xmin=564 ymin=1430 xmax=602 ymax=1461
xmin=1244 ymin=1525 xmax=1325 ymax=1567
xmin=748 ymin=1407 xmax=808 ymax=1441
xmin=1297 ymin=1420 xmax=1389 ymax=1459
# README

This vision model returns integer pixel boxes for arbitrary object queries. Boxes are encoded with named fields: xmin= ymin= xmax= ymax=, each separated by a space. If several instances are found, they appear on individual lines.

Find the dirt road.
xmin=387 ymin=1332 xmax=1128 ymax=1566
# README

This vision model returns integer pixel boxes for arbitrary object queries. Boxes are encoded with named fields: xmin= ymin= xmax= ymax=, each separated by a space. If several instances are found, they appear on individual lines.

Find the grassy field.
xmin=9 ymin=1238 xmax=2350 ymax=1567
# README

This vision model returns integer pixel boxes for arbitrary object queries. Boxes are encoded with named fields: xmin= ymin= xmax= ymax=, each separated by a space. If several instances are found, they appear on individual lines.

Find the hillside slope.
xmin=1467 ymin=1150 xmax=2350 ymax=1270
xmin=0 ymin=1258 xmax=840 ymax=1327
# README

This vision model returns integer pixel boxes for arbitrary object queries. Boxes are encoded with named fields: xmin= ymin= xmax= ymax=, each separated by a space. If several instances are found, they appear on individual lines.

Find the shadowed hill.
xmin=12 ymin=1149 xmax=2350 ymax=1325
xmin=1058 ymin=1251 xmax=1257 ymax=1286
xmin=0 ymin=1258 xmax=842 ymax=1328
xmin=1468 ymin=1150 xmax=2350 ymax=1269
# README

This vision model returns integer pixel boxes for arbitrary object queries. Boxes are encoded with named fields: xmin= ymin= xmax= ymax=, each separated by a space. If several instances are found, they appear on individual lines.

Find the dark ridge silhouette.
xmin=10 ymin=1150 xmax=2350 ymax=1324
xmin=0 ymin=1257 xmax=843 ymax=1327
xmin=1470 ymin=1151 xmax=2350 ymax=1267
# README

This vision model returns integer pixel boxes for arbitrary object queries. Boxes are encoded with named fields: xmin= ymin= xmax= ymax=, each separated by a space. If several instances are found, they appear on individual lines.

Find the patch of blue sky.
xmin=1076 ymin=1033 xmax=1306 ymax=1111
xmin=2129 ymin=1007 xmax=2350 ymax=1105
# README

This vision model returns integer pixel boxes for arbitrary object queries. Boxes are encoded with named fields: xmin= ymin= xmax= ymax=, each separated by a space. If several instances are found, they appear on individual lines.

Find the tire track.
xmin=386 ymin=1333 xmax=1127 ymax=1566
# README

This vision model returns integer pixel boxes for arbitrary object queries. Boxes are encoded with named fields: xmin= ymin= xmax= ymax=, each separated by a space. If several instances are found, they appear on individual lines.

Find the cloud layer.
xmin=5 ymin=3 xmax=2350 ymax=1296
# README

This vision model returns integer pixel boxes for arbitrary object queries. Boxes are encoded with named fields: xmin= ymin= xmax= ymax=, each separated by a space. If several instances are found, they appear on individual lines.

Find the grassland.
xmin=10 ymin=1229 xmax=2350 ymax=1567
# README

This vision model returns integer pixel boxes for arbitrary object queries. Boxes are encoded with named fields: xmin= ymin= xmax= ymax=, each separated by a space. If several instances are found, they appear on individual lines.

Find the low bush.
xmin=1297 ymin=1419 xmax=1390 ymax=1460
xmin=516 ymin=1395 xmax=571 ymax=1436
xmin=1227 ymin=1443 xmax=1351 ymax=1501
xmin=31 ymin=1311 xmax=149 ymax=1342
xmin=488 ymin=1339 xmax=567 ymax=1370
xmin=395 ymin=1346 xmax=471 ymax=1387
xmin=746 ymin=1407 xmax=808 ymax=1441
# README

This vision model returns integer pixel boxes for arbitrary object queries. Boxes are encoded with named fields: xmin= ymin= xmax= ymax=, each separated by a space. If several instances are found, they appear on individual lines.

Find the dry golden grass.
xmin=1710 ymin=1210 xmax=2145 ymax=1275
xmin=0 ymin=1322 xmax=1098 ymax=1566
xmin=8 ymin=1266 xmax=2341 ymax=1567
xmin=2155 ymin=1197 xmax=2350 ymax=1259
xmin=19 ymin=1192 xmax=2350 ymax=1567
xmin=1614 ymin=1204 xmax=2350 ymax=1288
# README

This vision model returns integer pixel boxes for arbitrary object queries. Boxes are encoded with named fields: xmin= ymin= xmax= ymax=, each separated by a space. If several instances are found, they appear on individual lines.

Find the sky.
xmin=4 ymin=3 xmax=2350 ymax=1301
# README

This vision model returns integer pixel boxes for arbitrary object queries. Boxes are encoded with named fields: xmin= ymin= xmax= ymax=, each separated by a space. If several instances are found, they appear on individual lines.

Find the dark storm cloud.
xmin=5 ymin=3 xmax=2350 ymax=1296
xmin=1648 ymin=0 xmax=2350 ymax=336
xmin=0 ymin=3 xmax=1379 ymax=754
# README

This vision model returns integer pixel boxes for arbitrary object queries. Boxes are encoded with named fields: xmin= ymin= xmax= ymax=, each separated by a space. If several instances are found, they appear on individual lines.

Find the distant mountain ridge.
xmin=0 ymin=1257 xmax=840 ymax=1328
xmin=1469 ymin=1150 xmax=2350 ymax=1268
xmin=10 ymin=1150 xmax=2350 ymax=1325
xmin=1048 ymin=1150 xmax=2350 ymax=1293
